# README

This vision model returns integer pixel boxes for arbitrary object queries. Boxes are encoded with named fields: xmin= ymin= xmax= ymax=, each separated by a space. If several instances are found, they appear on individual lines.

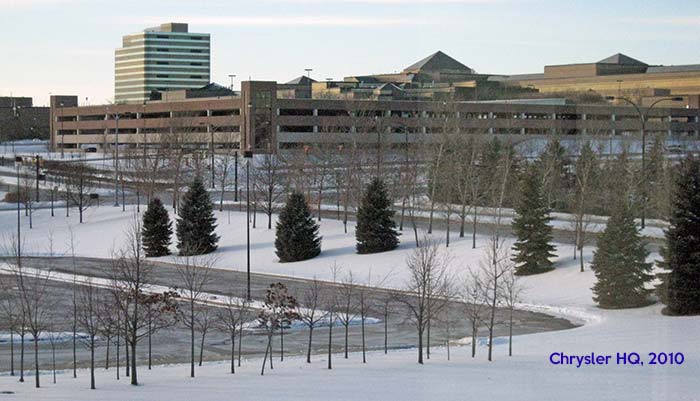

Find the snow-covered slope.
xmin=0 ymin=206 xmax=697 ymax=400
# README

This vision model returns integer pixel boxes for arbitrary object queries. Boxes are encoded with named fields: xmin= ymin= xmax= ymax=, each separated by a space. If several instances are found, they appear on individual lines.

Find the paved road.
xmin=0 ymin=256 xmax=574 ymax=372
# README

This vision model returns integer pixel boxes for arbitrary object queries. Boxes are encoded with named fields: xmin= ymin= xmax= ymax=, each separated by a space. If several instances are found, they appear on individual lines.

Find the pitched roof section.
xmin=285 ymin=76 xmax=317 ymax=85
xmin=403 ymin=51 xmax=473 ymax=74
xmin=598 ymin=53 xmax=647 ymax=66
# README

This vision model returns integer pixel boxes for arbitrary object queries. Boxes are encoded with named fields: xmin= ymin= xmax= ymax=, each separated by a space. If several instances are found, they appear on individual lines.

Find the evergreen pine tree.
xmin=355 ymin=178 xmax=399 ymax=254
xmin=275 ymin=192 xmax=322 ymax=263
xmin=591 ymin=198 xmax=653 ymax=309
xmin=142 ymin=198 xmax=172 ymax=257
xmin=658 ymin=156 xmax=700 ymax=315
xmin=511 ymin=166 xmax=556 ymax=275
xmin=176 ymin=176 xmax=220 ymax=256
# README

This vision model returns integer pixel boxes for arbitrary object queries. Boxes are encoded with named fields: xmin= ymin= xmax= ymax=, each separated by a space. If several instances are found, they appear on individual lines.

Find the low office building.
xmin=0 ymin=97 xmax=50 ymax=141
xmin=50 ymin=80 xmax=700 ymax=154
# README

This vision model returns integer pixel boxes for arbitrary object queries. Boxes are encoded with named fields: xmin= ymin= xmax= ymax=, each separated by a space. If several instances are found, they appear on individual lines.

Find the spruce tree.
xmin=142 ymin=198 xmax=172 ymax=257
xmin=658 ymin=156 xmax=700 ymax=315
xmin=176 ymin=176 xmax=220 ymax=256
xmin=355 ymin=178 xmax=399 ymax=254
xmin=591 ymin=199 xmax=653 ymax=309
xmin=275 ymin=192 xmax=322 ymax=263
xmin=511 ymin=166 xmax=556 ymax=275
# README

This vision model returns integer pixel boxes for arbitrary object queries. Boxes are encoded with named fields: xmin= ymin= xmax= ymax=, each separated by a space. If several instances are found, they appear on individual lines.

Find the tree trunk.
xmin=306 ymin=326 xmax=313 ymax=363
xmin=426 ymin=314 xmax=431 ymax=360
xmin=261 ymin=334 xmax=271 ymax=376
xmin=190 ymin=304 xmax=195 ymax=378
xmin=72 ymin=321 xmax=77 ymax=378
xmin=105 ymin=336 xmax=110 ymax=370
xmin=361 ymin=313 xmax=366 ymax=364
xmin=9 ymin=332 xmax=14 ymax=376
xmin=417 ymin=324 xmax=424 ymax=365
xmin=130 ymin=340 xmax=137 ymax=386
xmin=148 ymin=316 xmax=152 ymax=370
xmin=52 ymin=344 xmax=56 ymax=384
xmin=579 ymin=245 xmax=584 ymax=272
xmin=471 ymin=324 xmax=477 ymax=358
xmin=384 ymin=306 xmax=388 ymax=354
xmin=472 ymin=208 xmax=478 ymax=249
xmin=238 ymin=321 xmax=243 ymax=368
xmin=230 ymin=332 xmax=235 ymax=374
xmin=508 ymin=306 xmax=513 ymax=357
xmin=34 ymin=336 xmax=40 ymax=388
xmin=19 ymin=333 xmax=24 ymax=382
xmin=327 ymin=312 xmax=333 ymax=370
xmin=199 ymin=331 xmax=206 ymax=366
xmin=488 ymin=287 xmax=497 ymax=362
xmin=280 ymin=326 xmax=284 ymax=362
xmin=446 ymin=210 xmax=451 ymax=247
xmin=90 ymin=337 xmax=96 ymax=389
xmin=344 ymin=323 xmax=349 ymax=359
xmin=116 ymin=328 xmax=120 ymax=380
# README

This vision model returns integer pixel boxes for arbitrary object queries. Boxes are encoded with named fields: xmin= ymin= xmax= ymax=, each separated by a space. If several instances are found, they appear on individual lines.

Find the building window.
xmin=156 ymin=48 xmax=169 ymax=52
xmin=191 ymin=62 xmax=203 ymax=66
xmin=190 ymin=75 xmax=202 ymax=79
xmin=156 ymin=61 xmax=169 ymax=65
xmin=156 ymin=74 xmax=169 ymax=78
xmin=190 ymin=49 xmax=203 ymax=53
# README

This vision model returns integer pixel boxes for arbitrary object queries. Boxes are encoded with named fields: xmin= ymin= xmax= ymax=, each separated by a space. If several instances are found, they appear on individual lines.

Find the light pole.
xmin=228 ymin=74 xmax=236 ymax=91
xmin=244 ymin=150 xmax=253 ymax=301
xmin=15 ymin=156 xmax=21 ymax=261
xmin=606 ymin=95 xmax=684 ymax=228
xmin=234 ymin=151 xmax=239 ymax=202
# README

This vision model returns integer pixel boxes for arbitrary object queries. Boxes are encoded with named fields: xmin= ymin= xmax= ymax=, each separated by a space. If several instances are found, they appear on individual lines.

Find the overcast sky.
xmin=1 ymin=0 xmax=699 ymax=106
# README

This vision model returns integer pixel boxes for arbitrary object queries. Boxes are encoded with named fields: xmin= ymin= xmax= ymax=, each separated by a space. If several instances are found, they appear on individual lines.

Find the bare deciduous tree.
xmin=501 ymin=268 xmax=523 ymax=357
xmin=174 ymin=253 xmax=213 ymax=378
xmin=216 ymin=289 xmax=249 ymax=374
xmin=110 ymin=215 xmax=177 ymax=385
xmin=76 ymin=278 xmax=101 ymax=389
xmin=396 ymin=236 xmax=451 ymax=364
xmin=296 ymin=277 xmax=326 ymax=363
xmin=462 ymin=270 xmax=488 ymax=358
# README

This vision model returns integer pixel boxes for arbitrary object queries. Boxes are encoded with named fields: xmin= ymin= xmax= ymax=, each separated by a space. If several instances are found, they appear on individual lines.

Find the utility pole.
xmin=35 ymin=155 xmax=40 ymax=202
xmin=234 ymin=151 xmax=239 ymax=202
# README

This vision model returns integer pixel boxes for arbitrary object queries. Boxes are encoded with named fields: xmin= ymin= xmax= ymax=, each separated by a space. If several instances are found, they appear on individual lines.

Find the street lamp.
xmin=228 ymin=74 xmax=236 ymax=91
xmin=605 ymin=95 xmax=684 ymax=228
xmin=243 ymin=149 xmax=253 ymax=301
xmin=14 ymin=156 xmax=22 ymax=261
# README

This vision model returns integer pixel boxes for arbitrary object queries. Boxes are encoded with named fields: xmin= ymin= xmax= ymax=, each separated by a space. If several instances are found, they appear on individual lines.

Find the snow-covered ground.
xmin=0 ymin=206 xmax=698 ymax=400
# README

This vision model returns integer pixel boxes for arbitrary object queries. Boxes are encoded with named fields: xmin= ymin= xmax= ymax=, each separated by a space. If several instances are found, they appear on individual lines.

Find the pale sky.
xmin=1 ymin=0 xmax=699 ymax=106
